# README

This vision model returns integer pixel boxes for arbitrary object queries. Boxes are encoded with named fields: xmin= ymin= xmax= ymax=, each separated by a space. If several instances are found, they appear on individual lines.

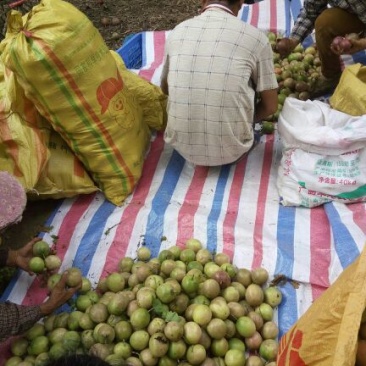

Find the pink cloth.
xmin=0 ymin=172 xmax=27 ymax=231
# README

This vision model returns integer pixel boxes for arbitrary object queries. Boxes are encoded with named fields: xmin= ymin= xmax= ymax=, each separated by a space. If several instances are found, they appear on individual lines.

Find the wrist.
xmin=5 ymin=248 xmax=14 ymax=267
xmin=289 ymin=38 xmax=300 ymax=49
xmin=39 ymin=301 xmax=57 ymax=316
xmin=361 ymin=38 xmax=366 ymax=50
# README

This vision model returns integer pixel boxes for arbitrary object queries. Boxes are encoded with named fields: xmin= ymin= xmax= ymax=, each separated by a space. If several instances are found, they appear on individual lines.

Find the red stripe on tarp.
xmin=21 ymin=194 xmax=96 ymax=306
xmin=348 ymin=203 xmax=366 ymax=235
xmin=139 ymin=32 xmax=167 ymax=81
xmin=101 ymin=133 xmax=166 ymax=277
xmin=222 ymin=159 xmax=247 ymax=259
xmin=176 ymin=166 xmax=209 ymax=246
xmin=249 ymin=2 xmax=260 ymax=27
xmin=310 ymin=206 xmax=331 ymax=300
xmin=269 ymin=0 xmax=277 ymax=33
xmin=252 ymin=135 xmax=274 ymax=268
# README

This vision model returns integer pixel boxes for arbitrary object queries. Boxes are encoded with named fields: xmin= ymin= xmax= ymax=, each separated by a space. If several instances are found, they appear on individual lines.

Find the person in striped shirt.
xmin=276 ymin=0 xmax=366 ymax=98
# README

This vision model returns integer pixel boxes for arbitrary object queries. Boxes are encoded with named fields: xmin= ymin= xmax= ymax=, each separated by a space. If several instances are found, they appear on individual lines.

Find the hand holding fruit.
xmin=331 ymin=33 xmax=366 ymax=55
xmin=6 ymin=237 xmax=41 ymax=274
xmin=275 ymin=37 xmax=299 ymax=58
xmin=40 ymin=271 xmax=82 ymax=316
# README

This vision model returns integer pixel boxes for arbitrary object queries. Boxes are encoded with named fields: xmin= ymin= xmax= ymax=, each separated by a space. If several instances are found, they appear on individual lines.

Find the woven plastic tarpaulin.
xmin=1 ymin=2 xmax=366 ymax=362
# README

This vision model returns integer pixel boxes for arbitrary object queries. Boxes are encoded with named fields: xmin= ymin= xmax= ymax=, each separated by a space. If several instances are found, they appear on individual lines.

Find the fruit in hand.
xmin=29 ymin=257 xmax=46 ymax=274
xmin=32 ymin=240 xmax=51 ymax=258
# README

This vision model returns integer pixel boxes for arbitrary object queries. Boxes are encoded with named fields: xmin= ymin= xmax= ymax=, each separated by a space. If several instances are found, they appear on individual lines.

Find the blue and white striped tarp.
xmin=1 ymin=2 xmax=366 ymax=363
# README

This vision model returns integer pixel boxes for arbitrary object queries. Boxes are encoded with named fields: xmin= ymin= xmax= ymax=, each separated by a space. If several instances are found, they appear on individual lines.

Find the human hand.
xmin=342 ymin=38 xmax=366 ymax=55
xmin=6 ymin=237 xmax=41 ymax=274
xmin=275 ymin=38 xmax=299 ymax=58
xmin=330 ymin=35 xmax=366 ymax=55
xmin=40 ymin=271 xmax=82 ymax=315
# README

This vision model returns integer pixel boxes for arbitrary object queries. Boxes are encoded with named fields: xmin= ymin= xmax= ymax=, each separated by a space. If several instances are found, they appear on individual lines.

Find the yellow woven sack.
xmin=0 ymin=61 xmax=49 ymax=190
xmin=277 ymin=244 xmax=366 ymax=366
xmin=110 ymin=50 xmax=167 ymax=131
xmin=29 ymin=128 xmax=98 ymax=200
xmin=330 ymin=63 xmax=366 ymax=116
xmin=1 ymin=0 xmax=150 ymax=206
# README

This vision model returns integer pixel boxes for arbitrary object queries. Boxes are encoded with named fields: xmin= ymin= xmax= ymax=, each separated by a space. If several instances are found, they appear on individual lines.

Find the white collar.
xmin=201 ymin=4 xmax=235 ymax=15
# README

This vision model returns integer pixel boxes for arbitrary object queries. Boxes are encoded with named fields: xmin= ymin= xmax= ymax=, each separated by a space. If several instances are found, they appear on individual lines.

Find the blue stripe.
xmin=324 ymin=202 xmax=360 ymax=269
xmin=71 ymin=200 xmax=116 ymax=276
xmin=290 ymin=0 xmax=302 ymax=21
xmin=352 ymin=50 xmax=366 ymax=65
xmin=284 ymin=0 xmax=292 ymax=37
xmin=144 ymin=151 xmax=185 ymax=258
xmin=0 ymin=270 xmax=22 ymax=301
xmin=276 ymin=205 xmax=298 ymax=338
xmin=240 ymin=5 xmax=250 ymax=22
xmin=57 ymin=199 xmax=116 ymax=313
xmin=141 ymin=32 xmax=147 ymax=68
xmin=206 ymin=164 xmax=231 ymax=253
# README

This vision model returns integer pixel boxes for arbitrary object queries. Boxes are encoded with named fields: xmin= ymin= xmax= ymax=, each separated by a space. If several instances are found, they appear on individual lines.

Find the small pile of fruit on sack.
xmin=260 ymin=31 xmax=360 ymax=135
xmin=5 ymin=239 xmax=283 ymax=366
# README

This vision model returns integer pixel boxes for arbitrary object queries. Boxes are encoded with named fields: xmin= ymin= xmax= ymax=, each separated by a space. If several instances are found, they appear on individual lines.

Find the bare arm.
xmin=161 ymin=75 xmax=169 ymax=96
xmin=254 ymin=89 xmax=278 ymax=123
xmin=160 ymin=53 xmax=169 ymax=95
xmin=0 ymin=272 xmax=81 ymax=341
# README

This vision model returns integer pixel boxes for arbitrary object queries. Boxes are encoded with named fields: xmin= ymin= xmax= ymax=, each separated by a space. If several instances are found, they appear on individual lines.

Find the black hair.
xmin=49 ymin=354 xmax=110 ymax=366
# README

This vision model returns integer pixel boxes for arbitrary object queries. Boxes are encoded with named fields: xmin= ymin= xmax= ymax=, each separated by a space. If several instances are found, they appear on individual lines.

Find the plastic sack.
xmin=277 ymin=98 xmax=366 ymax=207
xmin=330 ymin=63 xmax=366 ymax=116
xmin=29 ymin=128 xmax=98 ymax=200
xmin=278 ymin=244 xmax=366 ymax=366
xmin=0 ymin=0 xmax=150 ymax=206
xmin=0 ymin=60 xmax=49 ymax=190
xmin=110 ymin=50 xmax=167 ymax=131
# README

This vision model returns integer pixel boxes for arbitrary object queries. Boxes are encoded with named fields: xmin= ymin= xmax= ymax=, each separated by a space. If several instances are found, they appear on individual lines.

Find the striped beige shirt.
xmin=161 ymin=8 xmax=278 ymax=166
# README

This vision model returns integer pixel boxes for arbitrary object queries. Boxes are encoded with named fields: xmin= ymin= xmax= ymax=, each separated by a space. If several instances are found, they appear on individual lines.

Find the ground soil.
xmin=1 ymin=0 xmax=201 ymax=48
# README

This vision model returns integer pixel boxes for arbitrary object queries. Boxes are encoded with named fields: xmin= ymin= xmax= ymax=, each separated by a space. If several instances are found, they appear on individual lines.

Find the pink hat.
xmin=0 ymin=171 xmax=27 ymax=231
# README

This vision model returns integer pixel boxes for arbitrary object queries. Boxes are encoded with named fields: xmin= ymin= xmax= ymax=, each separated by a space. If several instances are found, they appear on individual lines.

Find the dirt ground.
xmin=1 ymin=0 xmax=200 ymax=48
xmin=72 ymin=0 xmax=201 ymax=50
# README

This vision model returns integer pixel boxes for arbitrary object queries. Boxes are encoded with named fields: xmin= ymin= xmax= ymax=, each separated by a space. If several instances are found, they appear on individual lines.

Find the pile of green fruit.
xmin=261 ymin=32 xmax=321 ymax=134
xmin=5 ymin=239 xmax=283 ymax=366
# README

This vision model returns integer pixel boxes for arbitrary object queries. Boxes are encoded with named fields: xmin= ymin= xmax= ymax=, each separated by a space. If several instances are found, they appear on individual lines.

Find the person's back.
xmin=161 ymin=0 xmax=278 ymax=166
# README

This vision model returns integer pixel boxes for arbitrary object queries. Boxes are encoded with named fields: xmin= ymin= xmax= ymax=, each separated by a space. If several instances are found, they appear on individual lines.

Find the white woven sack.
xmin=278 ymin=98 xmax=366 ymax=154
xmin=277 ymin=98 xmax=366 ymax=207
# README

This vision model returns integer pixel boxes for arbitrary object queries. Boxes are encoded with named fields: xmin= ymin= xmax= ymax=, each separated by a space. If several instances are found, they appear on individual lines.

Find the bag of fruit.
xmin=278 ymin=244 xmax=366 ymax=366
xmin=330 ymin=63 xmax=366 ymax=116
xmin=110 ymin=50 xmax=168 ymax=132
xmin=29 ymin=128 xmax=98 ymax=200
xmin=0 ymin=0 xmax=150 ymax=206
xmin=0 ymin=60 xmax=50 ymax=190
xmin=277 ymin=98 xmax=366 ymax=207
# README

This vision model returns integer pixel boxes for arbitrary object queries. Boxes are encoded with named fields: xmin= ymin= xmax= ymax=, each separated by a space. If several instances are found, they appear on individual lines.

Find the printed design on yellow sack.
xmin=96 ymin=71 xmax=135 ymax=130
xmin=278 ymin=327 xmax=305 ymax=366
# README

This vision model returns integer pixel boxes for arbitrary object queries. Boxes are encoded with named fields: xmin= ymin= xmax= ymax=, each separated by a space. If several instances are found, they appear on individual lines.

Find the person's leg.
xmin=315 ymin=7 xmax=364 ymax=78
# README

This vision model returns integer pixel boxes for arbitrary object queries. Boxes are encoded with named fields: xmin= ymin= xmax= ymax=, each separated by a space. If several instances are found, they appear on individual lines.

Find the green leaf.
xmin=164 ymin=311 xmax=181 ymax=323
xmin=153 ymin=298 xmax=168 ymax=318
